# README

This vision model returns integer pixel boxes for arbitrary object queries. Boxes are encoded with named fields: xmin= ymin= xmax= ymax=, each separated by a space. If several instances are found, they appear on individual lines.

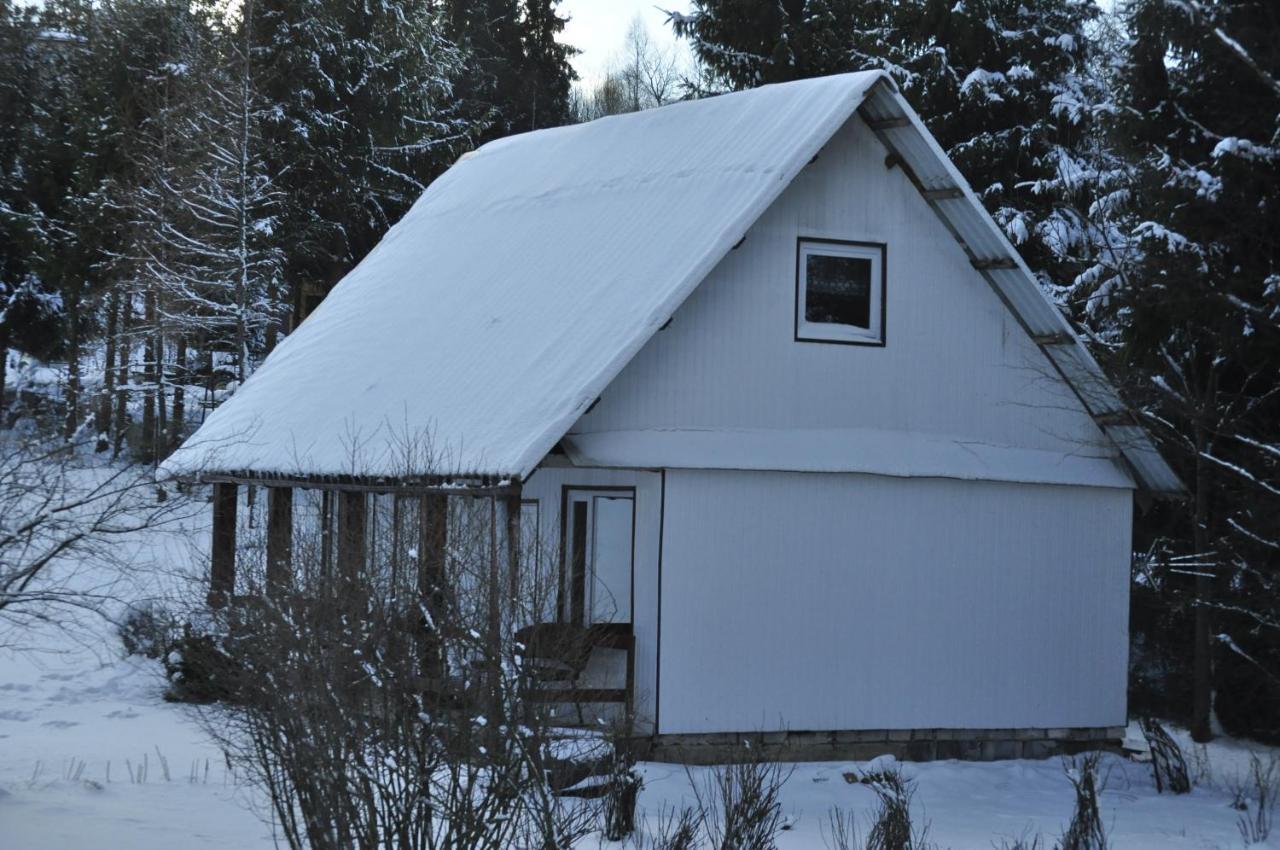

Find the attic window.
xmin=795 ymin=239 xmax=886 ymax=345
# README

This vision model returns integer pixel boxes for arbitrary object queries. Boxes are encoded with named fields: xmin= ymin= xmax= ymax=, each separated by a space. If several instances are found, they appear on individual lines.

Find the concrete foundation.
xmin=636 ymin=726 xmax=1127 ymax=765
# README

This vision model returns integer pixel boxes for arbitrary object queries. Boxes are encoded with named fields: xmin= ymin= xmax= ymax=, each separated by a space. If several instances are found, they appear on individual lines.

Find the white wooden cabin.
xmin=164 ymin=71 xmax=1181 ymax=762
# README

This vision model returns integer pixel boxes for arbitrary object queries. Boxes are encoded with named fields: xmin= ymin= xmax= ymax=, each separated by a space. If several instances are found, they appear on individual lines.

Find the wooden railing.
xmin=517 ymin=622 xmax=635 ymax=709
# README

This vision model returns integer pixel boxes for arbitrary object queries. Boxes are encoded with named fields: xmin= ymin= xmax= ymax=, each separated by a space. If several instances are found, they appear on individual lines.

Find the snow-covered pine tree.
xmin=122 ymin=0 xmax=282 ymax=453
xmin=444 ymin=0 xmax=576 ymax=142
xmin=669 ymin=0 xmax=1102 ymax=286
xmin=109 ymin=0 xmax=209 ymax=460
xmin=0 ymin=5 xmax=67 ymax=418
xmin=1085 ymin=0 xmax=1280 ymax=744
xmin=250 ymin=0 xmax=477 ymax=327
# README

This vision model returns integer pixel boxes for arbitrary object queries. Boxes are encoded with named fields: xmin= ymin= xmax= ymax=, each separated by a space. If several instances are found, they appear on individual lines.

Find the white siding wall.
xmin=520 ymin=465 xmax=663 ymax=731
xmin=571 ymin=113 xmax=1111 ymax=465
xmin=657 ymin=469 xmax=1131 ymax=735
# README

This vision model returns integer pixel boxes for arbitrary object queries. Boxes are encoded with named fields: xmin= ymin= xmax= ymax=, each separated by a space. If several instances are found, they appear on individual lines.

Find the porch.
xmin=199 ymin=475 xmax=638 ymax=722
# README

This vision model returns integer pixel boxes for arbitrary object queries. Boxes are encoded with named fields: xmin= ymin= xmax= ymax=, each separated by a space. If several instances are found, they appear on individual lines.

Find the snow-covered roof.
xmin=162 ymin=71 xmax=1180 ymax=495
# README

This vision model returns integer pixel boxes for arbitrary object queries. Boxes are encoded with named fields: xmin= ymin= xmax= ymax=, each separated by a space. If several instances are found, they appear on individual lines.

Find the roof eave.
xmin=856 ymin=79 xmax=1185 ymax=498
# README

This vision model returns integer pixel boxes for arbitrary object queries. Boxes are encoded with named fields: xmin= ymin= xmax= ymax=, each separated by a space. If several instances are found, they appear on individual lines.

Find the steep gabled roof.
xmin=162 ymin=71 xmax=1181 ymax=495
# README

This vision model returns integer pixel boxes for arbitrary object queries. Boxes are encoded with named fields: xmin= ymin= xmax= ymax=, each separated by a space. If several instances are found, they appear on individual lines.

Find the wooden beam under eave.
xmin=921 ymin=187 xmax=965 ymax=201
xmin=208 ymin=483 xmax=237 ymax=608
xmin=265 ymin=487 xmax=293 ymax=599
xmin=971 ymin=257 xmax=1019 ymax=271
xmin=865 ymin=116 xmax=912 ymax=131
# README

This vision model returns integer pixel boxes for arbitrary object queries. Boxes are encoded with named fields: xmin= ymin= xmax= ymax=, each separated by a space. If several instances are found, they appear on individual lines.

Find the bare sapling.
xmin=1058 ymin=752 xmax=1108 ymax=850
xmin=688 ymin=745 xmax=793 ymax=850
xmin=1137 ymin=716 xmax=1190 ymax=793
xmin=1236 ymin=753 xmax=1279 ymax=845
xmin=0 ymin=430 xmax=194 ymax=650
xmin=188 ymin=468 xmax=599 ymax=850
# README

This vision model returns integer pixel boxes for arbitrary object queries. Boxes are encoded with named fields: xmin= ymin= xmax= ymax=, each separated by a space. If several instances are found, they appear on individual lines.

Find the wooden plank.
xmin=921 ymin=187 xmax=964 ymax=201
xmin=866 ymin=116 xmax=911 ymax=130
xmin=506 ymin=486 xmax=523 ymax=603
xmin=526 ymin=688 xmax=629 ymax=704
xmin=970 ymin=257 xmax=1019 ymax=271
xmin=336 ymin=490 xmax=367 ymax=584
xmin=1094 ymin=410 xmax=1134 ymax=428
xmin=208 ymin=483 xmax=237 ymax=608
xmin=266 ymin=487 xmax=293 ymax=598
xmin=570 ymin=499 xmax=588 ymax=626
xmin=195 ymin=470 xmax=520 ymax=496
xmin=418 ymin=494 xmax=448 ymax=613
xmin=1031 ymin=332 xmax=1074 ymax=346
xmin=418 ymin=493 xmax=448 ymax=682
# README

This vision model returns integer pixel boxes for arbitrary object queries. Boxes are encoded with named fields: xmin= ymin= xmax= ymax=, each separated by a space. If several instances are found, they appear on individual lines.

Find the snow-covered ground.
xmin=1 ymin=489 xmax=1276 ymax=849
xmin=5 ymin=626 xmax=1275 ymax=849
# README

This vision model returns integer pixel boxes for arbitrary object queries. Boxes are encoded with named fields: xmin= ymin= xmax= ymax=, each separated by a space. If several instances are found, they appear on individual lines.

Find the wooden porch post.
xmin=505 ymin=486 xmax=523 ymax=606
xmin=336 ymin=490 xmax=367 ymax=592
xmin=208 ymin=482 xmax=237 ymax=608
xmin=418 ymin=494 xmax=448 ymax=682
xmin=265 ymin=487 xmax=293 ymax=599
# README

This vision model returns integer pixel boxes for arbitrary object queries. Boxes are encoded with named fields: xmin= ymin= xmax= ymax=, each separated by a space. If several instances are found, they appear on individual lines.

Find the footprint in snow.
xmin=41 ymin=719 xmax=80 ymax=729
xmin=0 ymin=709 xmax=33 ymax=721
xmin=105 ymin=709 xmax=140 ymax=719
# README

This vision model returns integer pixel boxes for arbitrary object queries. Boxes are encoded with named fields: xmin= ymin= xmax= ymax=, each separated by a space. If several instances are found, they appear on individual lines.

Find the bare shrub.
xmin=688 ymin=750 xmax=792 ymax=850
xmin=1137 ymin=717 xmax=1190 ymax=793
xmin=863 ymin=769 xmax=931 ymax=850
xmin=194 ymin=488 xmax=597 ymax=850
xmin=629 ymin=803 xmax=701 ymax=850
xmin=994 ymin=829 xmax=1044 ymax=849
xmin=1058 ymin=752 xmax=1108 ymax=850
xmin=1236 ymin=753 xmax=1279 ymax=845
xmin=603 ymin=738 xmax=643 ymax=841
xmin=821 ymin=807 xmax=861 ymax=850
xmin=0 ymin=432 xmax=193 ymax=649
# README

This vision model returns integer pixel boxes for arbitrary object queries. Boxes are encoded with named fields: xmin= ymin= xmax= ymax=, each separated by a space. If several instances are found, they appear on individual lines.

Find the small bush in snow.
xmin=689 ymin=749 xmax=792 ymax=850
xmin=820 ymin=807 xmax=860 ymax=850
xmin=994 ymin=830 xmax=1044 ymax=850
xmin=863 ymin=769 xmax=931 ymax=850
xmin=631 ymin=804 xmax=700 ymax=850
xmin=1236 ymin=753 xmax=1279 ymax=845
xmin=118 ymin=602 xmax=179 ymax=660
xmin=603 ymin=740 xmax=643 ymax=841
xmin=1058 ymin=752 xmax=1108 ymax=850
xmin=1137 ymin=716 xmax=1190 ymax=793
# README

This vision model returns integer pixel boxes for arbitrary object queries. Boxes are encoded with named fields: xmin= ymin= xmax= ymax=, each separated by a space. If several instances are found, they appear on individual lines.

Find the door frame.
xmin=557 ymin=484 xmax=637 ymax=625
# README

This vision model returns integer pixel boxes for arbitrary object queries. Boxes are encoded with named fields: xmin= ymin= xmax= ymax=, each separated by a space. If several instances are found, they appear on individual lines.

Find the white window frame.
xmin=795 ymin=239 xmax=886 ymax=345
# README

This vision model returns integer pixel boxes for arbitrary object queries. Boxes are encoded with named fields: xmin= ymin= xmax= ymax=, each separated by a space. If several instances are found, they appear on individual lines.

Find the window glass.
xmin=805 ymin=253 xmax=872 ymax=329
xmin=796 ymin=240 xmax=884 ymax=344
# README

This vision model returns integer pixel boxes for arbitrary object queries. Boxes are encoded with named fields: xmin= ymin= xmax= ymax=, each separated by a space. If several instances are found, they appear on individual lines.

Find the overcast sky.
xmin=560 ymin=0 xmax=690 ymax=87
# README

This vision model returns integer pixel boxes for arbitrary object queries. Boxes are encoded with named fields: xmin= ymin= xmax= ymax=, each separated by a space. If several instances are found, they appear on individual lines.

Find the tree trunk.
xmin=170 ymin=335 xmax=186 ymax=450
xmin=96 ymin=292 xmax=118 ymax=452
xmin=155 ymin=331 xmax=167 ymax=457
xmin=141 ymin=290 xmax=157 ymax=461
xmin=0 ymin=325 xmax=9 ymax=428
xmin=1191 ymin=425 xmax=1214 ymax=742
xmin=113 ymin=298 xmax=130 ymax=458
xmin=63 ymin=293 xmax=81 ymax=441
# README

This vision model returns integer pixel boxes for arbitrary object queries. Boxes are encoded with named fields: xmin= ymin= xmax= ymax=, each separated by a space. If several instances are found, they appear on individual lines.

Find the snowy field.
xmin=3 ymin=625 xmax=1275 ymax=850
xmin=0 ymin=490 xmax=1276 ymax=849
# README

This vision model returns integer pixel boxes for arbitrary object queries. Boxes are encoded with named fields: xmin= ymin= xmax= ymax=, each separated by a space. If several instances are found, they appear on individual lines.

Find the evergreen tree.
xmin=669 ymin=0 xmax=1101 ymax=283
xmin=1093 ymin=0 xmax=1280 ymax=743
xmin=0 ymin=4 xmax=66 ymax=417
xmin=250 ymin=0 xmax=478 ymax=325
xmin=445 ymin=0 xmax=576 ymax=142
